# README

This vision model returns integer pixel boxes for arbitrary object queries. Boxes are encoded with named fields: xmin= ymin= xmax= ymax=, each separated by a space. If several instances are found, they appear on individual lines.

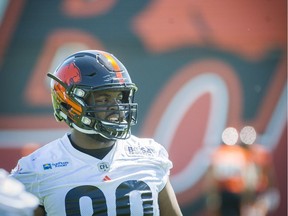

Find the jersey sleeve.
xmin=125 ymin=136 xmax=173 ymax=192
xmin=10 ymin=154 xmax=42 ymax=205
xmin=152 ymin=140 xmax=173 ymax=191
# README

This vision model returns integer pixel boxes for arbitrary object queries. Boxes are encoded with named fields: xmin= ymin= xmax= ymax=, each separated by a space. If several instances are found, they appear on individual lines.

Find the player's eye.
xmin=94 ymin=96 xmax=109 ymax=105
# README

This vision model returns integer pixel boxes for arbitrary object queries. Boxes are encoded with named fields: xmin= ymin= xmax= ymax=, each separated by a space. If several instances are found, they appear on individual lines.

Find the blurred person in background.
xmin=10 ymin=50 xmax=182 ymax=216
xmin=0 ymin=168 xmax=38 ymax=216
xmin=238 ymin=126 xmax=279 ymax=216
xmin=204 ymin=126 xmax=279 ymax=216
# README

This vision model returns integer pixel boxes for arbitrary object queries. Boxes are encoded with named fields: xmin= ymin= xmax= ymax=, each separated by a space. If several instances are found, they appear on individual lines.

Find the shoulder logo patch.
xmin=125 ymin=145 xmax=156 ymax=157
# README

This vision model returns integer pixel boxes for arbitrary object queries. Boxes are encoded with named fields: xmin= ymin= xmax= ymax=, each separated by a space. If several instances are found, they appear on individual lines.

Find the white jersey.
xmin=11 ymin=134 xmax=172 ymax=216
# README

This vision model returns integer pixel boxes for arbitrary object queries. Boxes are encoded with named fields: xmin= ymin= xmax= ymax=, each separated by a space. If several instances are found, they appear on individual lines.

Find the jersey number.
xmin=65 ymin=180 xmax=153 ymax=215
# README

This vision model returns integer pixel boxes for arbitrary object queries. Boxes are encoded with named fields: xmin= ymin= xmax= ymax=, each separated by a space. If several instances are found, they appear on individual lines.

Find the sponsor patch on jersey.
xmin=43 ymin=161 xmax=69 ymax=170
xmin=125 ymin=145 xmax=156 ymax=157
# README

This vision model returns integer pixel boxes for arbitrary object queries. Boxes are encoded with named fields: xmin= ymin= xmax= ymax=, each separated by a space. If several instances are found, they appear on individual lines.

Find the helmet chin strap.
xmin=72 ymin=123 xmax=97 ymax=135
xmin=71 ymin=123 xmax=117 ymax=141
xmin=87 ymin=133 xmax=116 ymax=142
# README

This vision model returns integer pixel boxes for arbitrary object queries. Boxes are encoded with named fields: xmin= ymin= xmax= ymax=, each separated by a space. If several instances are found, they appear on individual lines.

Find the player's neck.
xmin=70 ymin=129 xmax=116 ymax=149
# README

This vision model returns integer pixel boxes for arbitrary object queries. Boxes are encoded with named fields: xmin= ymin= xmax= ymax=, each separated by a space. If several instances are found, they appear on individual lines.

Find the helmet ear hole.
xmin=122 ymin=90 xmax=133 ymax=103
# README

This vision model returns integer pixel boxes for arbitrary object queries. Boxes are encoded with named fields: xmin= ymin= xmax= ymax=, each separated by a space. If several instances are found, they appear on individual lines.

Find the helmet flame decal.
xmin=56 ymin=62 xmax=81 ymax=86
xmin=100 ymin=52 xmax=124 ymax=84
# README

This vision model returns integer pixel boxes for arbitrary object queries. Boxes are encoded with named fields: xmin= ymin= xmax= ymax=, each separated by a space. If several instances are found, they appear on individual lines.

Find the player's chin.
xmin=87 ymin=133 xmax=114 ymax=143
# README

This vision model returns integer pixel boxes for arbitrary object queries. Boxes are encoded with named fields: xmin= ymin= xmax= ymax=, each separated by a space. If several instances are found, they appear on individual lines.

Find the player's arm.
xmin=158 ymin=179 xmax=183 ymax=216
xmin=34 ymin=205 xmax=46 ymax=216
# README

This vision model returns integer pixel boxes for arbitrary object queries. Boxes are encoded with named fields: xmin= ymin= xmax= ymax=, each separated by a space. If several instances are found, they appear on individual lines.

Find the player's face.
xmin=86 ymin=90 xmax=125 ymax=123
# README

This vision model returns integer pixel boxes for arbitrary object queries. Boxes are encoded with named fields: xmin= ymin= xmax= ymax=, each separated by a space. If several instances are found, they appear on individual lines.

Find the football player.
xmin=11 ymin=50 xmax=182 ymax=216
xmin=204 ymin=126 xmax=279 ymax=216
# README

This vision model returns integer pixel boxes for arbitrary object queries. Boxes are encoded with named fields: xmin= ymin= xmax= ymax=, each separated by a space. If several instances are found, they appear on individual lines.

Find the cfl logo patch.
xmin=97 ymin=162 xmax=110 ymax=172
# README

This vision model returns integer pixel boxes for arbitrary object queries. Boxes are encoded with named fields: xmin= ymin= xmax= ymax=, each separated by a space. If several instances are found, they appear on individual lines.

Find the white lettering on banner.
xmin=153 ymin=73 xmax=287 ymax=194
xmin=154 ymin=73 xmax=229 ymax=193
xmin=257 ymin=84 xmax=287 ymax=150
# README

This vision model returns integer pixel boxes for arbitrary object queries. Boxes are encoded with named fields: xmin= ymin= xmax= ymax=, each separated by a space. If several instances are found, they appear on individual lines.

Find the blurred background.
xmin=0 ymin=0 xmax=286 ymax=215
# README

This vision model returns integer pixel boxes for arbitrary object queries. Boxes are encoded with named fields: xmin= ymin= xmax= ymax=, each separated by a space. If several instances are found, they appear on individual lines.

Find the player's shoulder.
xmin=27 ymin=136 xmax=65 ymax=159
xmin=128 ymin=135 xmax=158 ymax=144
xmin=12 ymin=134 xmax=68 ymax=173
xmin=251 ymin=143 xmax=269 ymax=153
xmin=250 ymin=143 xmax=272 ymax=164
xmin=127 ymin=135 xmax=165 ymax=149
xmin=119 ymin=135 xmax=169 ymax=159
